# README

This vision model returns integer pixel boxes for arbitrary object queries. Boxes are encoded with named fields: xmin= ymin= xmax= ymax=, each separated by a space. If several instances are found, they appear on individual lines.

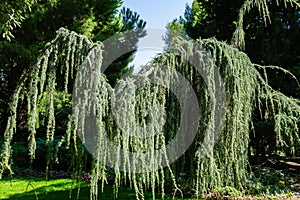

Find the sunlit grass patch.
xmin=0 ymin=178 xmax=168 ymax=200
xmin=0 ymin=178 xmax=88 ymax=199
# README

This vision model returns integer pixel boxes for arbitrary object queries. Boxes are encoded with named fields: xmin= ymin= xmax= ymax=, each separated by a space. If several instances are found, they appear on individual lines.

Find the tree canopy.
xmin=0 ymin=0 xmax=299 ymax=200
xmin=170 ymin=0 xmax=300 ymax=97
xmin=0 ymin=0 xmax=146 ymax=128
xmin=166 ymin=0 xmax=300 ymax=160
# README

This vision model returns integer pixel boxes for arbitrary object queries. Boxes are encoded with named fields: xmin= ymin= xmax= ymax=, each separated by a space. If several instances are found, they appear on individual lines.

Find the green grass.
xmin=0 ymin=176 xmax=298 ymax=200
xmin=0 ymin=178 xmax=177 ymax=200
xmin=0 ymin=178 xmax=86 ymax=200
xmin=0 ymin=178 xmax=139 ymax=200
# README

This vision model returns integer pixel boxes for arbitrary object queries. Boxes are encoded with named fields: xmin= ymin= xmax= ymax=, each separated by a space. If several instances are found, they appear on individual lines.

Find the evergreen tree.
xmin=0 ymin=0 xmax=146 ymax=128
xmin=0 ymin=1 xmax=299 ymax=200
xmin=167 ymin=0 xmax=300 ymax=159
xmin=172 ymin=0 xmax=300 ymax=97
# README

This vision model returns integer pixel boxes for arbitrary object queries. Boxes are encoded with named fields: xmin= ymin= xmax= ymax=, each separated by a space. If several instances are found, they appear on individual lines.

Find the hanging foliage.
xmin=0 ymin=0 xmax=300 ymax=199
xmin=160 ymin=36 xmax=300 ymax=197
xmin=0 ymin=28 xmax=94 ymax=178
xmin=231 ymin=0 xmax=300 ymax=50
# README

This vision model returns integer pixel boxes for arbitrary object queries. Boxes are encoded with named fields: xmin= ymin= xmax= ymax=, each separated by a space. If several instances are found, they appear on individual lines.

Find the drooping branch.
xmin=0 ymin=28 xmax=94 ymax=177
xmin=231 ymin=0 xmax=300 ymax=50
xmin=0 ymin=25 xmax=299 ymax=200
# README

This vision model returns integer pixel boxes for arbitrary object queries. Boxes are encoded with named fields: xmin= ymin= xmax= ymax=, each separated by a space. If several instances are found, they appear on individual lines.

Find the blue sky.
xmin=121 ymin=0 xmax=193 ymax=71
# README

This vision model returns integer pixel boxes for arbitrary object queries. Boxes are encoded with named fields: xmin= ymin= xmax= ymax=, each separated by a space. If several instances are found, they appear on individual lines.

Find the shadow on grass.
xmin=1 ymin=181 xmax=141 ymax=200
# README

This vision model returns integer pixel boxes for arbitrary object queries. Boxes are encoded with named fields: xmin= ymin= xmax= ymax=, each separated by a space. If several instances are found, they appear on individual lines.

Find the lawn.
xmin=0 ymin=177 xmax=181 ymax=200
xmin=0 ymin=173 xmax=299 ymax=200
xmin=0 ymin=178 xmax=139 ymax=200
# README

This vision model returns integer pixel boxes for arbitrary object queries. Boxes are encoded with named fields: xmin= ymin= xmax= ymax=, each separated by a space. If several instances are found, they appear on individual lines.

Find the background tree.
xmin=174 ymin=0 xmax=300 ymax=97
xmin=0 ymin=0 xmax=146 ymax=130
xmin=0 ymin=0 xmax=146 ymax=171
xmin=168 ymin=0 xmax=300 ymax=159
xmin=0 ymin=0 xmax=37 ymax=41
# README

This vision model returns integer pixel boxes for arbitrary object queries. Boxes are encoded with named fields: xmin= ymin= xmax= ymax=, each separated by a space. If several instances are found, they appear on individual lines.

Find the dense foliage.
xmin=168 ymin=0 xmax=300 ymax=159
xmin=170 ymin=0 xmax=300 ymax=97
xmin=0 ymin=0 xmax=145 ymax=131
xmin=0 ymin=0 xmax=299 ymax=200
